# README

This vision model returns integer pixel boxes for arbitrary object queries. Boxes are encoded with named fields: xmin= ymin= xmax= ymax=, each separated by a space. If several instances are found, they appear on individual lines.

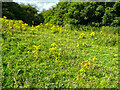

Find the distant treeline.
xmin=2 ymin=2 xmax=120 ymax=26
xmin=41 ymin=2 xmax=120 ymax=26
xmin=2 ymin=2 xmax=44 ymax=26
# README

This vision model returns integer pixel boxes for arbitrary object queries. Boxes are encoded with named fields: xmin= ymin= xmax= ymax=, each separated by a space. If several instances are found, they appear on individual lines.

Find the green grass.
xmin=1 ymin=18 xmax=119 ymax=88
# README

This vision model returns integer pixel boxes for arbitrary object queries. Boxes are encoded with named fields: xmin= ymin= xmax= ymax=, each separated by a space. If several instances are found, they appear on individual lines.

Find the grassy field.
xmin=1 ymin=16 xmax=119 ymax=88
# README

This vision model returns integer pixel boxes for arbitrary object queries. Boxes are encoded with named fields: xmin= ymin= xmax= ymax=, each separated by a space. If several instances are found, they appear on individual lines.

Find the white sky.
xmin=13 ymin=0 xmax=60 ymax=13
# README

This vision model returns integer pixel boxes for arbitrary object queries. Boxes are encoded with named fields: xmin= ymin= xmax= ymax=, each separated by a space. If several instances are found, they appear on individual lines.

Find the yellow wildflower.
xmin=33 ymin=45 xmax=40 ymax=50
xmin=10 ymin=27 xmax=12 ymax=29
xmin=58 ymin=52 xmax=61 ymax=56
xmin=114 ymin=54 xmax=118 ymax=57
xmin=55 ymin=57 xmax=58 ymax=60
xmin=81 ymin=63 xmax=83 ymax=66
xmin=25 ymin=23 xmax=28 ymax=26
xmin=77 ymin=44 xmax=79 ymax=47
xmin=77 ymin=74 xmax=80 ymax=80
xmin=75 ymin=30 xmax=77 ymax=33
xmin=93 ymin=57 xmax=96 ymax=61
xmin=79 ymin=33 xmax=85 ymax=38
xmin=3 ymin=16 xmax=7 ymax=19
xmin=90 ymin=32 xmax=95 ymax=37
xmin=45 ymin=23 xmax=48 ymax=26
xmin=89 ymin=58 xmax=91 ymax=61
xmin=100 ymin=31 xmax=102 ymax=34
xmin=84 ymin=60 xmax=88 ymax=63
xmin=32 ymin=51 xmax=35 ymax=53
xmin=51 ymin=43 xmax=57 ymax=47
xmin=49 ymin=47 xmax=56 ymax=51
xmin=27 ymin=51 xmax=30 ymax=54
xmin=82 ymin=42 xmax=86 ymax=46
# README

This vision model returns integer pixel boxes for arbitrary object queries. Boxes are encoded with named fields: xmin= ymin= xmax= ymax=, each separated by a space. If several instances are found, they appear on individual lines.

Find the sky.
xmin=13 ymin=0 xmax=60 ymax=13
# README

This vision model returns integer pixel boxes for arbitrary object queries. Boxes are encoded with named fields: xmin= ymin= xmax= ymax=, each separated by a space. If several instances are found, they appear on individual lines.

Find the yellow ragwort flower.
xmin=93 ymin=57 xmax=96 ymax=61
xmin=114 ymin=54 xmax=118 ymax=57
xmin=32 ymin=51 xmax=35 ymax=53
xmin=3 ymin=16 xmax=7 ymax=19
xmin=82 ymin=42 xmax=86 ymax=46
xmin=51 ymin=43 xmax=57 ymax=47
xmin=33 ymin=45 xmax=40 ymax=50
xmin=27 ymin=51 xmax=30 ymax=54
xmin=77 ymin=44 xmax=79 ymax=47
xmin=49 ymin=47 xmax=56 ymax=51
xmin=79 ymin=33 xmax=85 ymax=38
xmin=75 ymin=30 xmax=77 ymax=33
xmin=90 ymin=32 xmax=95 ymax=37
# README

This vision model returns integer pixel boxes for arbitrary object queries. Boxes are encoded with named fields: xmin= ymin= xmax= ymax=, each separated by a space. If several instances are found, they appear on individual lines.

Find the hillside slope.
xmin=1 ymin=17 xmax=119 ymax=88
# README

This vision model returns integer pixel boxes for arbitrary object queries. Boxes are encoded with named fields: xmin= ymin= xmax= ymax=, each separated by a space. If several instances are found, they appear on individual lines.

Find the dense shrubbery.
xmin=41 ymin=2 xmax=120 ymax=26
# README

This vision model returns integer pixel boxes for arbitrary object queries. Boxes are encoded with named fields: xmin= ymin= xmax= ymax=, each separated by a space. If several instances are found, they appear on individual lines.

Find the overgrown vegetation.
xmin=1 ymin=1 xmax=119 ymax=89
xmin=1 ymin=16 xmax=119 ymax=88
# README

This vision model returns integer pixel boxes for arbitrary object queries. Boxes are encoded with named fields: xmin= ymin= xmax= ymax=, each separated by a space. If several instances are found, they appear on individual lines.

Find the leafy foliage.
xmin=41 ymin=2 xmax=120 ymax=26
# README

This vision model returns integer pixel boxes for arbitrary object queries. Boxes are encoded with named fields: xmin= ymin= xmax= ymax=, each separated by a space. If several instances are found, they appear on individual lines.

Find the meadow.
xmin=1 ymin=16 xmax=119 ymax=88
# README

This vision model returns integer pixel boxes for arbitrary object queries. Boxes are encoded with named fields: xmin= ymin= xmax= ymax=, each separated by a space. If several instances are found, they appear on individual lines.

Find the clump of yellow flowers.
xmin=32 ymin=45 xmax=40 ymax=59
xmin=45 ymin=23 xmax=48 ymax=26
xmin=3 ymin=16 xmax=7 ymax=19
xmin=90 ymin=32 xmax=95 ymax=37
xmin=81 ymin=60 xmax=90 ymax=69
xmin=77 ymin=57 xmax=97 ymax=80
xmin=79 ymin=33 xmax=85 ymax=39
xmin=49 ymin=43 xmax=58 ymax=51
xmin=49 ymin=47 xmax=57 ymax=51
xmin=51 ymin=43 xmax=57 ymax=47
xmin=33 ymin=45 xmax=40 ymax=50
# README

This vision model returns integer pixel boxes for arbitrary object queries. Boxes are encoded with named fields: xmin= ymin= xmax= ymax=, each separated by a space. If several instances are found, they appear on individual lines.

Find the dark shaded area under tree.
xmin=2 ymin=2 xmax=44 ymax=26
